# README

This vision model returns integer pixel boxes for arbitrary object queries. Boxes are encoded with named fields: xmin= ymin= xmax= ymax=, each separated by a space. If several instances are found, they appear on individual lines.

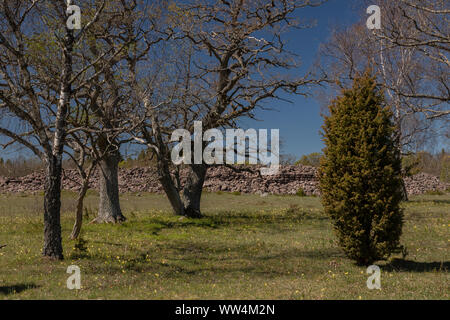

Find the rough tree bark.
xmin=156 ymin=156 xmax=185 ymax=216
xmin=94 ymin=147 xmax=126 ymax=223
xmin=43 ymin=156 xmax=64 ymax=259
xmin=181 ymin=164 xmax=207 ymax=218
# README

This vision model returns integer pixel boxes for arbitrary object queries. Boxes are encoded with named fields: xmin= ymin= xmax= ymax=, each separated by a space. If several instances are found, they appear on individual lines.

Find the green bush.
xmin=296 ymin=188 xmax=307 ymax=197
xmin=231 ymin=191 xmax=241 ymax=196
xmin=319 ymin=71 xmax=404 ymax=266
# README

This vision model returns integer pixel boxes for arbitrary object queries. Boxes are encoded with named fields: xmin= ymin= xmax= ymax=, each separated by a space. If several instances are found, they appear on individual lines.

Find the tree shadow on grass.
xmin=205 ymin=211 xmax=329 ymax=227
xmin=120 ymin=217 xmax=223 ymax=235
xmin=382 ymin=258 xmax=449 ymax=272
xmin=0 ymin=283 xmax=40 ymax=295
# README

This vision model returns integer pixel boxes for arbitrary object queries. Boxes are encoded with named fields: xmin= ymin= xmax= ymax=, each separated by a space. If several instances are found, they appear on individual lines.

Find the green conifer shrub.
xmin=319 ymin=72 xmax=404 ymax=265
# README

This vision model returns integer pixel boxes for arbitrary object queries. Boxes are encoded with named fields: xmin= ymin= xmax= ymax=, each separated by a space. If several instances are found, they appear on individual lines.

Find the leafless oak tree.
xmin=131 ymin=0 xmax=327 ymax=217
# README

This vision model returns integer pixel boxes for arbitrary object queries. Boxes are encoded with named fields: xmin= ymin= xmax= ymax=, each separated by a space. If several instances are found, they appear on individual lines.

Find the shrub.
xmin=296 ymin=188 xmax=307 ymax=197
xmin=231 ymin=191 xmax=241 ymax=196
xmin=319 ymin=71 xmax=404 ymax=266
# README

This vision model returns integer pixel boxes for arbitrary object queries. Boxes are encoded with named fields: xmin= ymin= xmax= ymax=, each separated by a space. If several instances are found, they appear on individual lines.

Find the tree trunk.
xmin=70 ymin=164 xmax=96 ymax=239
xmin=70 ymin=184 xmax=88 ymax=240
xmin=401 ymin=178 xmax=409 ymax=201
xmin=149 ymin=111 xmax=207 ymax=218
xmin=43 ymin=156 xmax=64 ymax=260
xmin=181 ymin=164 xmax=207 ymax=218
xmin=156 ymin=161 xmax=207 ymax=218
xmin=95 ymin=150 xmax=126 ymax=223
xmin=156 ymin=157 xmax=185 ymax=216
xmin=393 ymin=119 xmax=408 ymax=202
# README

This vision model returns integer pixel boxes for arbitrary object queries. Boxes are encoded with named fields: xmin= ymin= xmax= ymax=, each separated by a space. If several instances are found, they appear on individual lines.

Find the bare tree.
xmin=22 ymin=1 xmax=156 ymax=226
xmin=131 ymin=0 xmax=327 ymax=217
xmin=69 ymin=0 xmax=154 ymax=223
xmin=376 ymin=0 xmax=449 ymax=121
xmin=0 ymin=0 xmax=105 ymax=259
xmin=64 ymin=131 xmax=98 ymax=240
xmin=360 ymin=0 xmax=449 ymax=121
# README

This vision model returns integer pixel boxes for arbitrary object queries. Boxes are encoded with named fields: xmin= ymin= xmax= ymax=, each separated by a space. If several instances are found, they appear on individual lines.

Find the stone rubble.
xmin=0 ymin=165 xmax=448 ymax=196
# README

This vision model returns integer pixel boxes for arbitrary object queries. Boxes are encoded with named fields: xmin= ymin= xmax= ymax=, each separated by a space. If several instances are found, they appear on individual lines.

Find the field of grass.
xmin=0 ymin=191 xmax=448 ymax=299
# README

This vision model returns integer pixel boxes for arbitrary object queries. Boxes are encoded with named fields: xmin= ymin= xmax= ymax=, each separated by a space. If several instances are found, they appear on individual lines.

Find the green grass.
xmin=0 ymin=192 xmax=448 ymax=299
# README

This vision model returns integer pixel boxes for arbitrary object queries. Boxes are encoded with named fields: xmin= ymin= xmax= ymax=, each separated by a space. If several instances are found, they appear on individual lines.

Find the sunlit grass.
xmin=0 ymin=192 xmax=448 ymax=299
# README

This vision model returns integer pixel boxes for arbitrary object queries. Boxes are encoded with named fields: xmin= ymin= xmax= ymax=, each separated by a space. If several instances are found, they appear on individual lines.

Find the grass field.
xmin=0 ymin=191 xmax=448 ymax=300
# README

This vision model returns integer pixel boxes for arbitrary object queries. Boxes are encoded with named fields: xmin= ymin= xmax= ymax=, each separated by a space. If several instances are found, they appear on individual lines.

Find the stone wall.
xmin=0 ymin=165 xmax=448 ymax=196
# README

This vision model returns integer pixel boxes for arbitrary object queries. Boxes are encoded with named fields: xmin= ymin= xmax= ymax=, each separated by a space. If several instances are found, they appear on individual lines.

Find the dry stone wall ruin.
xmin=0 ymin=165 xmax=448 ymax=196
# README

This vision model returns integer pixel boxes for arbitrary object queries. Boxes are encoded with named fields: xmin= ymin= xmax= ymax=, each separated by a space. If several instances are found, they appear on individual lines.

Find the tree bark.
xmin=149 ymin=111 xmax=207 ymax=218
xmin=41 ymin=20 xmax=74 ymax=259
xmin=70 ymin=183 xmax=88 ymax=240
xmin=43 ymin=156 xmax=64 ymax=260
xmin=181 ymin=164 xmax=207 ymax=218
xmin=70 ymin=163 xmax=95 ymax=239
xmin=156 ymin=156 xmax=185 ymax=216
xmin=156 ymin=161 xmax=207 ymax=218
xmin=95 ymin=149 xmax=126 ymax=223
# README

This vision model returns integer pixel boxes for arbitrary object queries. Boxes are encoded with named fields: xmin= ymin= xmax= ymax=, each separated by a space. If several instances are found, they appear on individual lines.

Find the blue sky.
xmin=240 ymin=0 xmax=362 ymax=159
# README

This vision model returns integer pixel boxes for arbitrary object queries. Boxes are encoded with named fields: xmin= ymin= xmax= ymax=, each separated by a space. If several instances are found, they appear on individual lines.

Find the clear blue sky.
xmin=240 ymin=0 xmax=361 ymax=159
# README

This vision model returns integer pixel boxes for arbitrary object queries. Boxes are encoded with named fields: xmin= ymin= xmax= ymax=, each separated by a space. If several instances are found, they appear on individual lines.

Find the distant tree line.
xmin=293 ymin=151 xmax=449 ymax=183
xmin=0 ymin=156 xmax=42 ymax=177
